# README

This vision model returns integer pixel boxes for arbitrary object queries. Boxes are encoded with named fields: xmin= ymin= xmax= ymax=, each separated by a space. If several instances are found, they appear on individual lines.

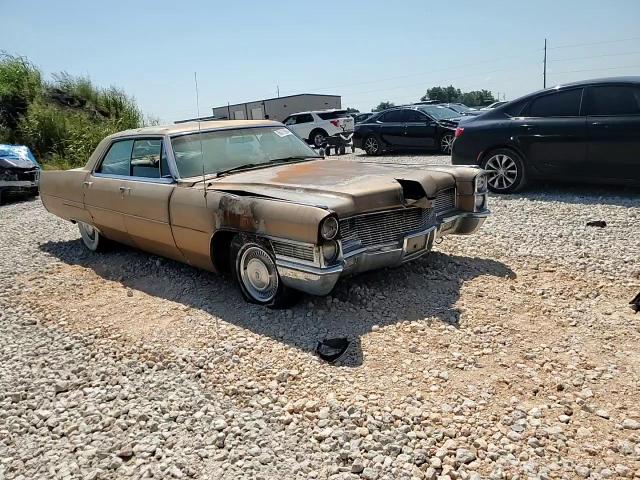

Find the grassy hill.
xmin=0 ymin=53 xmax=150 ymax=169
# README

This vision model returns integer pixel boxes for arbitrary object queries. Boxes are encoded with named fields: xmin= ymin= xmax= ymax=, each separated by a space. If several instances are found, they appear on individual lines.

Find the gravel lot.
xmin=1 ymin=152 xmax=639 ymax=480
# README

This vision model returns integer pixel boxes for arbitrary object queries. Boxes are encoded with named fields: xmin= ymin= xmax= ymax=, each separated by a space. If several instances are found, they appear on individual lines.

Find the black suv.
xmin=353 ymin=105 xmax=461 ymax=155
xmin=451 ymin=77 xmax=640 ymax=192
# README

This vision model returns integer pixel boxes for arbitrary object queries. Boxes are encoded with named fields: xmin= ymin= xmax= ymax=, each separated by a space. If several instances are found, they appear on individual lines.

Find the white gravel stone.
xmin=1 ymin=153 xmax=638 ymax=479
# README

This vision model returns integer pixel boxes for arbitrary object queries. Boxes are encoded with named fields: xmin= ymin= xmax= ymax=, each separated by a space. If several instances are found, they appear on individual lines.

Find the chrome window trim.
xmin=92 ymin=135 xmax=179 ymax=182
xmin=91 ymin=173 xmax=175 ymax=184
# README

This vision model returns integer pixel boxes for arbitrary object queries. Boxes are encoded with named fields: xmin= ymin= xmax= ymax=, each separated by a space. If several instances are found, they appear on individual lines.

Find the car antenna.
xmin=194 ymin=72 xmax=207 ymax=198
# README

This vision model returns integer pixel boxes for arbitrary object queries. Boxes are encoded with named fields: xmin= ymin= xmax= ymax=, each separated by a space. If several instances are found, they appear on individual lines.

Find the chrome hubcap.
xmin=485 ymin=154 xmax=518 ymax=190
xmin=441 ymin=135 xmax=454 ymax=153
xmin=239 ymin=247 xmax=278 ymax=302
xmin=364 ymin=137 xmax=378 ymax=153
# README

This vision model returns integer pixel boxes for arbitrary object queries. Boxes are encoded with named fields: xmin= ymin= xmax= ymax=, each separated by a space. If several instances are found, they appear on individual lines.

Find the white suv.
xmin=283 ymin=109 xmax=355 ymax=147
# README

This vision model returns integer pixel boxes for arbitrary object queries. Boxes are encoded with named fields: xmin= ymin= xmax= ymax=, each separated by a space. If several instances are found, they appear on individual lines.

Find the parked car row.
xmin=351 ymin=77 xmax=639 ymax=192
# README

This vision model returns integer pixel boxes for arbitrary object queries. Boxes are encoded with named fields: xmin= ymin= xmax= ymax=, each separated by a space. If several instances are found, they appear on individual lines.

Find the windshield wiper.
xmin=268 ymin=155 xmax=322 ymax=163
xmin=216 ymin=163 xmax=266 ymax=177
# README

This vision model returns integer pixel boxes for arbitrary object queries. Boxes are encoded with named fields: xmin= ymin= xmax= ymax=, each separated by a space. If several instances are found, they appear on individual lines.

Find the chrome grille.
xmin=340 ymin=207 xmax=431 ymax=251
xmin=271 ymin=241 xmax=315 ymax=262
xmin=434 ymin=188 xmax=456 ymax=213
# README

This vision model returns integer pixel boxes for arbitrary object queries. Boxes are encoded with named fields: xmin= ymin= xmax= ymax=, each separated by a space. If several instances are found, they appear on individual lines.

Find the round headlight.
xmin=322 ymin=240 xmax=339 ymax=263
xmin=320 ymin=216 xmax=339 ymax=240
xmin=475 ymin=174 xmax=488 ymax=193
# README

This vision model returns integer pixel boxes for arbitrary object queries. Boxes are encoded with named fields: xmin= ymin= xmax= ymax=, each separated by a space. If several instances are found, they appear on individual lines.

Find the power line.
xmin=548 ymin=36 xmax=640 ymax=50
xmin=276 ymin=49 xmax=541 ymax=97
xmin=549 ymin=64 xmax=640 ymax=75
xmin=549 ymin=50 xmax=640 ymax=62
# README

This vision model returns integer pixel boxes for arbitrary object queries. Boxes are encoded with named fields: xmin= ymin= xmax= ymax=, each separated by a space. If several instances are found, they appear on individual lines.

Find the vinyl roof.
xmin=109 ymin=120 xmax=282 ymax=138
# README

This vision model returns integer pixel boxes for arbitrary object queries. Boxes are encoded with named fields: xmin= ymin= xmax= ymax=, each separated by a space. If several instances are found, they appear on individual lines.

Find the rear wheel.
xmin=78 ymin=221 xmax=108 ymax=252
xmin=481 ymin=148 xmax=527 ymax=193
xmin=363 ymin=135 xmax=381 ymax=155
xmin=439 ymin=132 xmax=455 ymax=154
xmin=231 ymin=236 xmax=300 ymax=308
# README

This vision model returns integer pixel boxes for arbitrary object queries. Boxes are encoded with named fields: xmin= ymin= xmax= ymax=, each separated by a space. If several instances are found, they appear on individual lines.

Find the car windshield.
xmin=418 ymin=105 xmax=460 ymax=120
xmin=449 ymin=104 xmax=473 ymax=112
xmin=170 ymin=126 xmax=320 ymax=178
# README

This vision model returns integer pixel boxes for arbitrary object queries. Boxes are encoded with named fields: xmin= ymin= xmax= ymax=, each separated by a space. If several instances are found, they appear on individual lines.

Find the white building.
xmin=212 ymin=94 xmax=341 ymax=122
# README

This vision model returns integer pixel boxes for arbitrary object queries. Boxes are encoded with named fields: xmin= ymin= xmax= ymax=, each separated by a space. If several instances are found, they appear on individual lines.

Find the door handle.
xmin=119 ymin=186 xmax=131 ymax=196
xmin=591 ymin=122 xmax=608 ymax=128
xmin=82 ymin=181 xmax=93 ymax=188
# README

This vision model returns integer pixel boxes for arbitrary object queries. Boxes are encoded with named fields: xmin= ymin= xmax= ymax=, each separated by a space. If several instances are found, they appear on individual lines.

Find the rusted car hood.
xmin=202 ymin=159 xmax=458 ymax=216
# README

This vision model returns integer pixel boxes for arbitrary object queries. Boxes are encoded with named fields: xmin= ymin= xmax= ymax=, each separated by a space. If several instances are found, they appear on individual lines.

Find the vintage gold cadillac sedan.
xmin=40 ymin=120 xmax=490 ymax=307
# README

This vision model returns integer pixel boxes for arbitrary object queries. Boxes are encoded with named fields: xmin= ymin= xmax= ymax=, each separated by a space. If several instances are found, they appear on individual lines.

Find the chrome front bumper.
xmin=276 ymin=209 xmax=489 ymax=296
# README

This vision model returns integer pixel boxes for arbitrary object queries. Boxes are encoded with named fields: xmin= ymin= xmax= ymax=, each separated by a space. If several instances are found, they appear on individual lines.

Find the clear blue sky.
xmin=2 ymin=0 xmax=639 ymax=122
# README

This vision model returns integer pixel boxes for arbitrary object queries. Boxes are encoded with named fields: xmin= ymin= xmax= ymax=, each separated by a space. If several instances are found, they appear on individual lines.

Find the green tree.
xmin=345 ymin=107 xmax=359 ymax=114
xmin=420 ymin=85 xmax=461 ymax=103
xmin=420 ymin=86 xmax=496 ymax=107
xmin=459 ymin=89 xmax=496 ymax=107
xmin=372 ymin=101 xmax=395 ymax=112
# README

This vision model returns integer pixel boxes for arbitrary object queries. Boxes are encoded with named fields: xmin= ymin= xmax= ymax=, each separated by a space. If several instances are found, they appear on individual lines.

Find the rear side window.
xmin=404 ymin=110 xmax=427 ymax=122
xmin=503 ymin=99 xmax=527 ymax=117
xmin=318 ymin=110 xmax=348 ymax=120
xmin=379 ymin=110 xmax=406 ymax=123
xmin=528 ymin=89 xmax=583 ymax=117
xmin=586 ymin=85 xmax=640 ymax=116
xmin=97 ymin=140 xmax=133 ymax=175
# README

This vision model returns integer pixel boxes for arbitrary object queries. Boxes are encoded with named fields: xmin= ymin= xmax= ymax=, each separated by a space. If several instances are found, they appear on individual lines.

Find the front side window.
xmin=296 ymin=114 xmax=314 ymax=123
xmin=528 ymin=89 xmax=583 ymax=117
xmin=131 ymin=139 xmax=162 ymax=178
xmin=97 ymin=140 xmax=133 ymax=175
xmin=283 ymin=116 xmax=295 ymax=125
xmin=585 ymin=85 xmax=640 ymax=116
xmin=170 ymin=126 xmax=320 ymax=178
xmin=96 ymin=138 xmax=168 ymax=178
xmin=380 ymin=110 xmax=405 ymax=123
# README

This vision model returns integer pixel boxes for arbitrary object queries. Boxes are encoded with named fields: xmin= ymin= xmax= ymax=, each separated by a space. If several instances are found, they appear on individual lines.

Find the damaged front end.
xmin=271 ymin=169 xmax=490 ymax=296
xmin=0 ymin=145 xmax=41 ymax=200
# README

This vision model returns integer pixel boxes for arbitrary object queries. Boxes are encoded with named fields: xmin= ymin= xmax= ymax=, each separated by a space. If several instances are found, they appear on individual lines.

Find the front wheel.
xmin=231 ymin=236 xmax=300 ymax=308
xmin=78 ymin=221 xmax=108 ymax=252
xmin=439 ymin=132 xmax=455 ymax=154
xmin=363 ymin=135 xmax=381 ymax=155
xmin=481 ymin=149 xmax=527 ymax=193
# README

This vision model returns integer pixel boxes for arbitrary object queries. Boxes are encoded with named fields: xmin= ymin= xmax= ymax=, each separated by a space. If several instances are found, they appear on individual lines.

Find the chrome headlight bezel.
xmin=320 ymin=216 xmax=339 ymax=240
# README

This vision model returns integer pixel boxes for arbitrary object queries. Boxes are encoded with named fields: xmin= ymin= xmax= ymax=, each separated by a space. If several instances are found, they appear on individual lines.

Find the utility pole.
xmin=543 ymin=38 xmax=547 ymax=89
xmin=277 ymin=85 xmax=280 ymax=98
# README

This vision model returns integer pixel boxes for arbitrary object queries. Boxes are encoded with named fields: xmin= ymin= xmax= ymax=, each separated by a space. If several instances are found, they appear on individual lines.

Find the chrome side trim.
xmin=92 ymin=173 xmax=175 ymax=184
